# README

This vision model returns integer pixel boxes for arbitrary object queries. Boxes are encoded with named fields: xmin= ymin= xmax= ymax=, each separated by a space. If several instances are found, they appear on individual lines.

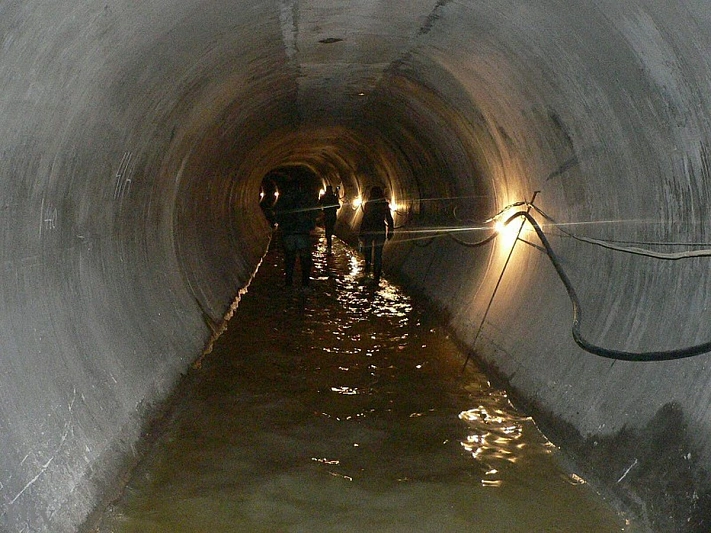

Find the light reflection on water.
xmin=96 ymin=233 xmax=632 ymax=533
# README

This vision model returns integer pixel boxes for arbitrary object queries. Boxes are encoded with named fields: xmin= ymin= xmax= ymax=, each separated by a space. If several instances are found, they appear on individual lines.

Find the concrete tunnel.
xmin=3 ymin=1 xmax=711 ymax=531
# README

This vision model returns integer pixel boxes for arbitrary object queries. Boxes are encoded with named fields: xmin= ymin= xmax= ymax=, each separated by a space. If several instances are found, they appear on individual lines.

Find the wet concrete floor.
xmin=96 ymin=232 xmax=632 ymax=532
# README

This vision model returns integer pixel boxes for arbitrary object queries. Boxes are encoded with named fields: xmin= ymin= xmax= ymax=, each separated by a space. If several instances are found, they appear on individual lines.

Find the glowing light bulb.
xmin=353 ymin=196 xmax=363 ymax=209
xmin=495 ymin=211 xmax=523 ymax=248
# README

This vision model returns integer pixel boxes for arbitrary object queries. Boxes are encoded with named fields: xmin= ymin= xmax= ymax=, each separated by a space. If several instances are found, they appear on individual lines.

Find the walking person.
xmin=274 ymin=175 xmax=317 ymax=289
xmin=358 ymin=186 xmax=394 ymax=283
xmin=318 ymin=185 xmax=340 ymax=254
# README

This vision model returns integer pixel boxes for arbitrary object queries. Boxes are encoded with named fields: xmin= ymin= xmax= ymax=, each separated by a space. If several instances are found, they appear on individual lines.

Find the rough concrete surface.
xmin=1 ymin=1 xmax=711 ymax=531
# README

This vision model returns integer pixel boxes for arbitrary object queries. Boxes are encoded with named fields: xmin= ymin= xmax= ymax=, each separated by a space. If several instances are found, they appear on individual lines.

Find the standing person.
xmin=274 ymin=176 xmax=317 ymax=289
xmin=358 ymin=186 xmax=394 ymax=283
xmin=318 ymin=185 xmax=340 ymax=254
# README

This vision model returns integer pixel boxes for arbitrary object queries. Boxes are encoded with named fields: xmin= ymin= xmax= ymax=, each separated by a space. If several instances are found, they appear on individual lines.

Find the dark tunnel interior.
xmin=4 ymin=2 xmax=711 ymax=531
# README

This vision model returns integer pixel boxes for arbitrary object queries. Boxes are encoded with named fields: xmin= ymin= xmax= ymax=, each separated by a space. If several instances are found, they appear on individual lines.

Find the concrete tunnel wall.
xmin=2 ymin=1 xmax=711 ymax=531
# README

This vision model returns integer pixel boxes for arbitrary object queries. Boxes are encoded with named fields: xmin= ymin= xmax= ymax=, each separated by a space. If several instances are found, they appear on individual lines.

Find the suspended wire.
xmin=404 ymin=200 xmax=519 ymax=248
xmin=444 ymin=201 xmax=530 ymax=247
xmin=529 ymin=204 xmax=711 ymax=260
xmin=447 ymin=230 xmax=498 ymax=247
xmin=400 ymin=226 xmax=498 ymax=248
xmin=503 ymin=210 xmax=711 ymax=361
xmin=398 ymin=196 xmax=711 ymax=361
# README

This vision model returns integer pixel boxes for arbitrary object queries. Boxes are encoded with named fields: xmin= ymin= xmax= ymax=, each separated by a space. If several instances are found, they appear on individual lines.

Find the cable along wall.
xmin=2 ymin=1 xmax=711 ymax=532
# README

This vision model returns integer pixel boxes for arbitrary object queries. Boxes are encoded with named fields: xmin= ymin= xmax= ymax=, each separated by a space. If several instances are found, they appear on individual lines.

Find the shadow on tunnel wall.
xmin=5 ymin=2 xmax=711 ymax=532
xmin=530 ymin=401 xmax=711 ymax=533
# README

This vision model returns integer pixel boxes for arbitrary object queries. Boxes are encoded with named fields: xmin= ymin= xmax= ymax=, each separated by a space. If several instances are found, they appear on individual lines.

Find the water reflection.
xmin=95 ymin=232 xmax=632 ymax=532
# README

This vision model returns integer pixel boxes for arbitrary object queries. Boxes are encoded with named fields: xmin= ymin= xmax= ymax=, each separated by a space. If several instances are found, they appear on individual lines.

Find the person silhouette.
xmin=358 ymin=186 xmax=394 ymax=283
xmin=318 ymin=185 xmax=340 ymax=254
xmin=274 ymin=175 xmax=317 ymax=288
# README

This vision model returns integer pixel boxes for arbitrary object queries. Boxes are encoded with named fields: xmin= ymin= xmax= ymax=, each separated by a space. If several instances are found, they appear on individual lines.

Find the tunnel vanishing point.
xmin=4 ymin=2 xmax=711 ymax=531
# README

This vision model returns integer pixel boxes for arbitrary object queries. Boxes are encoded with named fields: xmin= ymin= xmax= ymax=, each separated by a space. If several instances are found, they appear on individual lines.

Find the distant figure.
xmin=358 ymin=186 xmax=394 ymax=282
xmin=318 ymin=185 xmax=341 ymax=254
xmin=274 ymin=177 xmax=317 ymax=288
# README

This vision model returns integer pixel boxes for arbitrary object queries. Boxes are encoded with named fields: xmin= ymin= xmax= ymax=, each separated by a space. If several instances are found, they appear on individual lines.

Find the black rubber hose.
xmin=447 ymin=230 xmax=499 ymax=248
xmin=508 ymin=210 xmax=711 ymax=361
xmin=406 ymin=227 xmax=498 ymax=248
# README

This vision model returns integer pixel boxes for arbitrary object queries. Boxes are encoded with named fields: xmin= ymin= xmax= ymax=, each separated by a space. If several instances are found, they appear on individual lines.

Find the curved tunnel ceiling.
xmin=3 ymin=1 xmax=711 ymax=531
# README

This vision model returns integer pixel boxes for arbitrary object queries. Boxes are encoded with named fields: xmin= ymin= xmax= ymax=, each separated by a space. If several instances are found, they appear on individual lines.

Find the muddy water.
xmin=96 ymin=233 xmax=632 ymax=532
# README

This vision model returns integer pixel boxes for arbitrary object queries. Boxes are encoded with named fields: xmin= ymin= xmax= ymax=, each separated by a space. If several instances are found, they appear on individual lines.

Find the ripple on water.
xmin=96 ymin=234 xmax=633 ymax=533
